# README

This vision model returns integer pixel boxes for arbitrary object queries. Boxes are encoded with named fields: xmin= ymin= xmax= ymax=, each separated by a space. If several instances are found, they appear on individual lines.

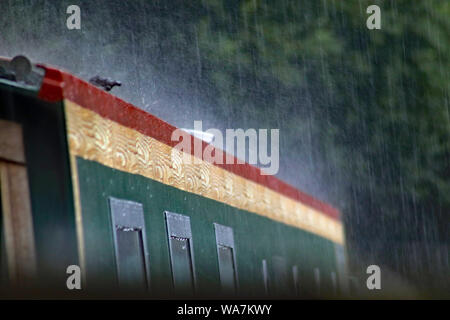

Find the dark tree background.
xmin=1 ymin=0 xmax=449 ymax=296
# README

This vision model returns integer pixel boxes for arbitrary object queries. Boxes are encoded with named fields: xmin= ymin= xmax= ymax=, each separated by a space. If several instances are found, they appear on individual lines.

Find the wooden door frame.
xmin=0 ymin=119 xmax=36 ymax=286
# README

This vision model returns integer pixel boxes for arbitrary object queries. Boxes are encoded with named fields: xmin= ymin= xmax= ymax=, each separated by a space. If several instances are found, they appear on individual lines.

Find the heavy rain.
xmin=0 ymin=0 xmax=449 ymax=299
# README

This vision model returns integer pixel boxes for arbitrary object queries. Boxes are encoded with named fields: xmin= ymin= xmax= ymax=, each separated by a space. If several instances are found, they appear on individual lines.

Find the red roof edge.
xmin=36 ymin=64 xmax=64 ymax=102
xmin=38 ymin=65 xmax=340 ymax=220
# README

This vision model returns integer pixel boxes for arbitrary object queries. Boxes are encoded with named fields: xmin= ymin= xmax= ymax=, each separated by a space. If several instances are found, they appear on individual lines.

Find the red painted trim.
xmin=37 ymin=64 xmax=64 ymax=102
xmin=38 ymin=65 xmax=340 ymax=220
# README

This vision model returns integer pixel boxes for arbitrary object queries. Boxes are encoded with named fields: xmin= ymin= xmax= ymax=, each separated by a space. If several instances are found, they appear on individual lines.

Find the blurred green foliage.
xmin=197 ymin=0 xmax=450 ymax=293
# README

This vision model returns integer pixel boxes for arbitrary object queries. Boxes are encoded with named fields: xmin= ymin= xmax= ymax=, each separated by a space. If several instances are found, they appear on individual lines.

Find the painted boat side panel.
xmin=76 ymin=157 xmax=338 ymax=296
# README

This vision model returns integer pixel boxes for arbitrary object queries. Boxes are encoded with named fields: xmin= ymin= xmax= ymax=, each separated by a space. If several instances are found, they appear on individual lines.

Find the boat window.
xmin=109 ymin=197 xmax=149 ymax=290
xmin=165 ymin=211 xmax=196 ymax=294
xmin=0 ymin=120 xmax=36 ymax=284
xmin=213 ymin=223 xmax=238 ymax=294
xmin=262 ymin=259 xmax=270 ymax=295
xmin=314 ymin=267 xmax=321 ymax=295
xmin=272 ymin=256 xmax=289 ymax=295
xmin=292 ymin=265 xmax=300 ymax=296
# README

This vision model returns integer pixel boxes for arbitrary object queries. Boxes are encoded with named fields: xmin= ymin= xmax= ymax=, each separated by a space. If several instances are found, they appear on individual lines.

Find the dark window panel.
xmin=165 ymin=211 xmax=196 ymax=294
xmin=109 ymin=197 xmax=150 ymax=291
xmin=214 ymin=223 xmax=238 ymax=294
xmin=217 ymin=245 xmax=237 ymax=294
xmin=115 ymin=228 xmax=147 ymax=290
xmin=169 ymin=236 xmax=194 ymax=293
